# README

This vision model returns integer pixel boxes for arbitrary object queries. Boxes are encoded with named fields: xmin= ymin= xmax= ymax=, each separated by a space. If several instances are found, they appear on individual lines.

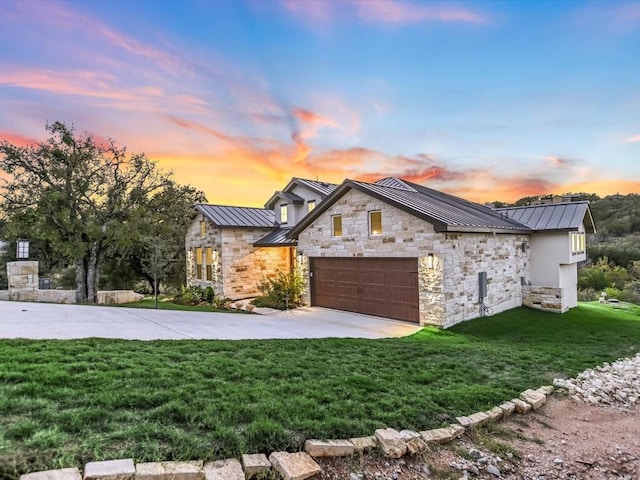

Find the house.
xmin=185 ymin=178 xmax=337 ymax=299
xmin=187 ymin=176 xmax=595 ymax=328
xmin=290 ymin=177 xmax=595 ymax=327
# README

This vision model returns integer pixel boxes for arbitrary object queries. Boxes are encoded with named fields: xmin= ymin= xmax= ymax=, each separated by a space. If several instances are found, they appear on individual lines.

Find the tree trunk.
xmin=75 ymin=257 xmax=88 ymax=303
xmin=86 ymin=241 xmax=101 ymax=303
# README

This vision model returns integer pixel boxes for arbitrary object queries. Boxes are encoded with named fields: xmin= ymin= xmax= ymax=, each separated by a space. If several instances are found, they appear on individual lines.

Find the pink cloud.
xmin=280 ymin=0 xmax=490 ymax=26
xmin=353 ymin=0 xmax=489 ymax=25
xmin=0 ymin=132 xmax=36 ymax=147
xmin=624 ymin=134 xmax=640 ymax=143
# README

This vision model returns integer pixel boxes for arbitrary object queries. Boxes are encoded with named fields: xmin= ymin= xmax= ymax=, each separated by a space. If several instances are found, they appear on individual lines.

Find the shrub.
xmin=621 ymin=280 xmax=640 ymax=305
xmin=604 ymin=286 xmax=622 ymax=300
xmin=253 ymin=270 xmax=305 ymax=310
xmin=577 ymin=288 xmax=598 ymax=302
xmin=173 ymin=285 xmax=208 ymax=305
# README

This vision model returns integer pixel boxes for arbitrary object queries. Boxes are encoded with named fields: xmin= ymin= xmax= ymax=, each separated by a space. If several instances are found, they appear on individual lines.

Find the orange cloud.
xmin=544 ymin=155 xmax=576 ymax=168
xmin=0 ymin=132 xmax=36 ymax=147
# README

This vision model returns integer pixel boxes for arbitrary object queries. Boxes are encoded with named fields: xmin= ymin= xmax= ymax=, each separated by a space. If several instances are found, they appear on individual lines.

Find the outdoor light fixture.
xmin=16 ymin=239 xmax=29 ymax=259
xmin=427 ymin=253 xmax=434 ymax=269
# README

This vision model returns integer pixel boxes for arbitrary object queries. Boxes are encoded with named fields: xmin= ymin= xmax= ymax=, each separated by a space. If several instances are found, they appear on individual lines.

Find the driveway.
xmin=0 ymin=301 xmax=422 ymax=340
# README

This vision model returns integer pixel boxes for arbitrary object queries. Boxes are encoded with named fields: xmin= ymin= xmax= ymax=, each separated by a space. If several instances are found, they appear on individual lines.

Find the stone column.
xmin=7 ymin=260 xmax=39 ymax=301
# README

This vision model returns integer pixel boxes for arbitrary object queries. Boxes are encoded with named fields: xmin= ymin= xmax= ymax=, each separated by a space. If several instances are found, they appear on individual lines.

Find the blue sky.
xmin=1 ymin=0 xmax=639 ymax=205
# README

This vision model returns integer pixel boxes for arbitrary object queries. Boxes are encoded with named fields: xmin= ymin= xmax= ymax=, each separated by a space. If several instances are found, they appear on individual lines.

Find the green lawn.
xmin=1 ymin=303 xmax=639 ymax=478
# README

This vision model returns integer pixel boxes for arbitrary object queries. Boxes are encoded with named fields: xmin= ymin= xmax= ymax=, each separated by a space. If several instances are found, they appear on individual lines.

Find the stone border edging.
xmin=19 ymin=386 xmax=554 ymax=480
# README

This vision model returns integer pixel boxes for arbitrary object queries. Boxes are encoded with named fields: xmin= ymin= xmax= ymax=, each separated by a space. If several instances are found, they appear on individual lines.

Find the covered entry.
xmin=310 ymin=257 xmax=419 ymax=323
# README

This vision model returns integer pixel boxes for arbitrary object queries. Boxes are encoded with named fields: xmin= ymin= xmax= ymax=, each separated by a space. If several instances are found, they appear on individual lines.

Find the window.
xmin=571 ymin=232 xmax=585 ymax=255
xmin=369 ymin=210 xmax=382 ymax=235
xmin=200 ymin=218 xmax=207 ymax=237
xmin=195 ymin=247 xmax=203 ymax=279
xmin=307 ymin=200 xmax=316 ymax=212
xmin=332 ymin=215 xmax=342 ymax=237
xmin=205 ymin=247 xmax=213 ymax=281
xmin=280 ymin=204 xmax=288 ymax=224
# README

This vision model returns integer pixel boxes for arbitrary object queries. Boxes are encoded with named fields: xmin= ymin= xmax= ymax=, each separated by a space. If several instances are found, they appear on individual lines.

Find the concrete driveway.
xmin=0 ymin=301 xmax=422 ymax=340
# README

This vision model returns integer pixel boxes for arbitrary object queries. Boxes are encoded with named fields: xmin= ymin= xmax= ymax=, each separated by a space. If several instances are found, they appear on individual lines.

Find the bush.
xmin=621 ymin=280 xmax=640 ymax=305
xmin=577 ymin=288 xmax=598 ymax=302
xmin=604 ymin=286 xmax=622 ymax=300
xmin=253 ymin=270 xmax=305 ymax=310
xmin=173 ymin=285 xmax=207 ymax=305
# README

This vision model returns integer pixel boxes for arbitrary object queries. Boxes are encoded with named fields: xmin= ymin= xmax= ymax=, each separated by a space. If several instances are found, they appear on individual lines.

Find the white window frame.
xmin=280 ymin=204 xmax=288 ymax=224
xmin=307 ymin=200 xmax=316 ymax=212
xmin=571 ymin=232 xmax=585 ymax=255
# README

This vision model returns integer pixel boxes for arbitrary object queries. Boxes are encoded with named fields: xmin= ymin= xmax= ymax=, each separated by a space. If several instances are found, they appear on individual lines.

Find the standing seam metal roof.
xmin=293 ymin=178 xmax=338 ymax=196
xmin=352 ymin=180 xmax=531 ymax=231
xmin=253 ymin=227 xmax=297 ymax=247
xmin=196 ymin=204 xmax=277 ymax=228
xmin=495 ymin=202 xmax=594 ymax=231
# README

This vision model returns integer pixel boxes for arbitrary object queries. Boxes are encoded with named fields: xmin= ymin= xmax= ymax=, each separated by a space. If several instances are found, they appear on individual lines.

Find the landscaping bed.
xmin=1 ymin=303 xmax=639 ymax=478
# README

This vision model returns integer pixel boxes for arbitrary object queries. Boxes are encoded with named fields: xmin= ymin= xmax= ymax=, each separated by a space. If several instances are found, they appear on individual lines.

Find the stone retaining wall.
xmin=522 ymin=285 xmax=567 ymax=313
xmin=19 ymin=385 xmax=555 ymax=480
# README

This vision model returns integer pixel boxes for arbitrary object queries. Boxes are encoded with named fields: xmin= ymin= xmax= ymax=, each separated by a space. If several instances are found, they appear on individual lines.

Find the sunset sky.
xmin=1 ymin=0 xmax=639 ymax=206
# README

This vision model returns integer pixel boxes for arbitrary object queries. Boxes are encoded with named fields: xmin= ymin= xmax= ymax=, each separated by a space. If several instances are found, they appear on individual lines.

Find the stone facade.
xmin=185 ymin=213 xmax=291 ymax=300
xmin=7 ymin=261 xmax=39 ymax=301
xmin=297 ymin=189 xmax=529 ymax=327
xmin=522 ymin=285 xmax=567 ymax=313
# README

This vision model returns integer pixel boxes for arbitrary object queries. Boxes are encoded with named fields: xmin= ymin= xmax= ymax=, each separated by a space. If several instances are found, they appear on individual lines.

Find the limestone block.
xmin=240 ymin=454 xmax=271 ymax=479
xmin=21 ymin=468 xmax=82 ymax=480
xmin=538 ymin=385 xmax=554 ymax=396
xmin=498 ymin=401 xmax=516 ymax=416
xmin=511 ymin=398 xmax=532 ymax=414
xmin=520 ymin=389 xmax=546 ymax=410
xmin=485 ymin=406 xmax=504 ymax=422
xmin=135 ymin=461 xmax=203 ymax=480
xmin=268 ymin=452 xmax=320 ymax=480
xmin=349 ymin=436 xmax=377 ymax=451
xmin=304 ymin=439 xmax=355 ymax=457
xmin=456 ymin=411 xmax=490 ymax=428
xmin=84 ymin=459 xmax=135 ymax=480
xmin=420 ymin=424 xmax=465 ymax=444
xmin=405 ymin=436 xmax=428 ymax=455
xmin=374 ymin=428 xmax=407 ymax=458
xmin=203 ymin=459 xmax=243 ymax=480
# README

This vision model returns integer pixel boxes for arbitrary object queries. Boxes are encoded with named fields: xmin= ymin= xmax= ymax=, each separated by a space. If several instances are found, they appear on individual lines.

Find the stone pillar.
xmin=7 ymin=261 xmax=39 ymax=301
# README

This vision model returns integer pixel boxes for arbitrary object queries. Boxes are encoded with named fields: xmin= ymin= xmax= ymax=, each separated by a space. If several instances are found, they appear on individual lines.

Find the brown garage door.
xmin=310 ymin=257 xmax=419 ymax=323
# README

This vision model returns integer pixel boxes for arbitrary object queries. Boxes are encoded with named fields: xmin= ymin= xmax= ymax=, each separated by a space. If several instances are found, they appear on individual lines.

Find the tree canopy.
xmin=0 ymin=121 xmax=204 ymax=301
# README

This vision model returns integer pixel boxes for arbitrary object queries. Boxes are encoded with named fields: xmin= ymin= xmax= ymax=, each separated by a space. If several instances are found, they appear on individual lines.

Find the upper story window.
xmin=200 ymin=218 xmax=207 ymax=237
xmin=571 ymin=232 xmax=585 ymax=255
xmin=369 ymin=210 xmax=382 ymax=235
xmin=332 ymin=215 xmax=342 ymax=237
xmin=307 ymin=200 xmax=316 ymax=212
xmin=280 ymin=204 xmax=288 ymax=224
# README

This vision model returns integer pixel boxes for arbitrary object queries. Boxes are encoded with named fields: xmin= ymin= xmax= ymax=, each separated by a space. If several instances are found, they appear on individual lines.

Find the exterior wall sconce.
xmin=17 ymin=238 xmax=30 ymax=259
xmin=427 ymin=253 xmax=434 ymax=269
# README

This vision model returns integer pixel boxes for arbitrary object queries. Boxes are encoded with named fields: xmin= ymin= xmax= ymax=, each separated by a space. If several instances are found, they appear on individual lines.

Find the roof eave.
xmin=444 ymin=226 xmax=532 ymax=234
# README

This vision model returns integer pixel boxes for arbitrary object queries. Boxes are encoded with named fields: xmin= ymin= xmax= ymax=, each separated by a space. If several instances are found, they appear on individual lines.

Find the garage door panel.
xmin=310 ymin=257 xmax=419 ymax=323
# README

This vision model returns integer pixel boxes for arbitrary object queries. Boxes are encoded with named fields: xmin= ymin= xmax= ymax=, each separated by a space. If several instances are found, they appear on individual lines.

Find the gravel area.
xmin=553 ymin=352 xmax=640 ymax=407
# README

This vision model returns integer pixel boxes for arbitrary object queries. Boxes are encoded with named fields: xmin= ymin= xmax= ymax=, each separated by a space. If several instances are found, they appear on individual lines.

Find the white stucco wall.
xmin=559 ymin=263 xmax=578 ymax=308
xmin=275 ymin=184 xmax=323 ymax=226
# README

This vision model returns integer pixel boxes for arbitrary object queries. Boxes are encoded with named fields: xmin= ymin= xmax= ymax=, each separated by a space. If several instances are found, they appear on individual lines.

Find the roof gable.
xmin=495 ymin=202 xmax=596 ymax=233
xmin=264 ymin=177 xmax=338 ymax=208
xmin=196 ymin=204 xmax=277 ymax=228
xmin=291 ymin=178 xmax=532 ymax=237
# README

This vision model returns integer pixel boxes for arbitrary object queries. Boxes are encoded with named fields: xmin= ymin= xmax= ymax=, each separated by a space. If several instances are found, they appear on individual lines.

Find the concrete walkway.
xmin=0 ymin=301 xmax=422 ymax=340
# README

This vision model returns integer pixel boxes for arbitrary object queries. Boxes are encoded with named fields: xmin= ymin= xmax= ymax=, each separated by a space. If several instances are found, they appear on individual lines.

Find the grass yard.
xmin=1 ymin=302 xmax=639 ymax=477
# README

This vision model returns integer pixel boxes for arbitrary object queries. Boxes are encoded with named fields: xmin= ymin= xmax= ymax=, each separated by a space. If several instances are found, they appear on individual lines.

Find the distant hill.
xmin=494 ymin=193 xmax=640 ymax=267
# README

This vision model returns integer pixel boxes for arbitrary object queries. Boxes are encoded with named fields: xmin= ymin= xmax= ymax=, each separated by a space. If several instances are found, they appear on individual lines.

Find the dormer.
xmin=264 ymin=177 xmax=338 ymax=226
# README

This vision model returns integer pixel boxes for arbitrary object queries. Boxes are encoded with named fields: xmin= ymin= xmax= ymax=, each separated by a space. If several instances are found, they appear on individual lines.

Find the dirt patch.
xmin=317 ymin=395 xmax=639 ymax=479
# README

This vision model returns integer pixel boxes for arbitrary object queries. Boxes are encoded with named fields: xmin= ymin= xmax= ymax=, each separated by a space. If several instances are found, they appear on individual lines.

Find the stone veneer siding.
xmin=522 ymin=286 xmax=568 ymax=313
xmin=185 ymin=214 xmax=290 ymax=300
xmin=297 ymin=189 xmax=530 ymax=327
